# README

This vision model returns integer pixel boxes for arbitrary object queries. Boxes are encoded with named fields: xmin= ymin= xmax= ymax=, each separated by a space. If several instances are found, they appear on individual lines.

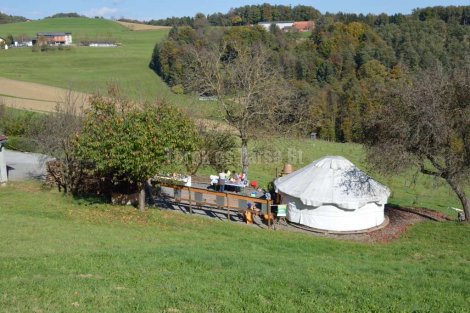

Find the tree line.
xmin=147 ymin=4 xmax=320 ymax=27
xmin=0 ymin=11 xmax=27 ymax=24
xmin=151 ymin=5 xmax=470 ymax=143
xmin=147 ymin=5 xmax=470 ymax=27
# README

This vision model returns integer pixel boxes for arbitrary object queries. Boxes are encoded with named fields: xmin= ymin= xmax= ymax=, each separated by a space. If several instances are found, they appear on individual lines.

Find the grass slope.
xmin=0 ymin=182 xmax=469 ymax=312
xmin=0 ymin=18 xmax=216 ymax=118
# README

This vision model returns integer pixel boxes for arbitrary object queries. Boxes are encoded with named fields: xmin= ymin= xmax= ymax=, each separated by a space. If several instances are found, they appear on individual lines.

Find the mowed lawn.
xmin=0 ymin=18 xmax=216 ymax=118
xmin=0 ymin=182 xmax=469 ymax=312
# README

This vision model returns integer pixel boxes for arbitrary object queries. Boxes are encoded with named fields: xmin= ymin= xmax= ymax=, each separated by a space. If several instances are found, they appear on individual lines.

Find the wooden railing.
xmin=159 ymin=182 xmax=273 ymax=227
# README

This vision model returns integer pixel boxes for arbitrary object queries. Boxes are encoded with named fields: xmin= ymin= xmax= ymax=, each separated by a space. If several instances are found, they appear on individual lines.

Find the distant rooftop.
xmin=258 ymin=21 xmax=294 ymax=24
xmin=37 ymin=32 xmax=72 ymax=36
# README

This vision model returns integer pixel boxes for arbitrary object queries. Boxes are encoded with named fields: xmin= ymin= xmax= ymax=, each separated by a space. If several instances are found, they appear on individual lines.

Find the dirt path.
xmin=0 ymin=77 xmax=88 ymax=112
xmin=117 ymin=21 xmax=171 ymax=31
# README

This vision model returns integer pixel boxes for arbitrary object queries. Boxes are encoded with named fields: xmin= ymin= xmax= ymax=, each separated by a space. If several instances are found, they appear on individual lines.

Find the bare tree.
xmin=184 ymin=122 xmax=238 ymax=175
xmin=365 ymin=65 xmax=470 ymax=221
xmin=29 ymin=90 xmax=86 ymax=193
xmin=184 ymin=41 xmax=293 ymax=176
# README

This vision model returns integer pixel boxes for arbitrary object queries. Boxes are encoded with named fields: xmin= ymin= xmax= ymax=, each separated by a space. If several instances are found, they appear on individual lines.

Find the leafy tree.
xmin=5 ymin=34 xmax=14 ymax=45
xmin=365 ymin=66 xmax=470 ymax=220
xmin=194 ymin=13 xmax=209 ymax=29
xmin=75 ymin=92 xmax=199 ymax=211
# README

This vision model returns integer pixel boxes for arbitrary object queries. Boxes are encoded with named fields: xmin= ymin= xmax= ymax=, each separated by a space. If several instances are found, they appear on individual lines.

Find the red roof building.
xmin=293 ymin=21 xmax=315 ymax=32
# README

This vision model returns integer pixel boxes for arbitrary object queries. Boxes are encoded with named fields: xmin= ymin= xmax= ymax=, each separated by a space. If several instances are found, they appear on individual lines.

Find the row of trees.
xmin=0 ymin=11 xmax=27 ymax=24
xmin=147 ymin=5 xmax=470 ymax=28
xmin=148 ymin=4 xmax=320 ymax=27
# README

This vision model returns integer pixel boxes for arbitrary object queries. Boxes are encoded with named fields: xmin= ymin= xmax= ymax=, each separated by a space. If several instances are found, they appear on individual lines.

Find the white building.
xmin=14 ymin=39 xmax=34 ymax=47
xmin=258 ymin=21 xmax=294 ymax=31
xmin=275 ymin=156 xmax=390 ymax=232
xmin=0 ymin=135 xmax=8 ymax=184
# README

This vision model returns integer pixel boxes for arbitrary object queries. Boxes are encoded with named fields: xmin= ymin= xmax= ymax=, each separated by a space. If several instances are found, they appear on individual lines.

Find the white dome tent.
xmin=274 ymin=156 xmax=391 ymax=232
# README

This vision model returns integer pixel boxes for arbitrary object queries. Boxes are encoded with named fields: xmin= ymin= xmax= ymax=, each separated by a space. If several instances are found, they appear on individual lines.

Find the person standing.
xmin=218 ymin=170 xmax=227 ymax=192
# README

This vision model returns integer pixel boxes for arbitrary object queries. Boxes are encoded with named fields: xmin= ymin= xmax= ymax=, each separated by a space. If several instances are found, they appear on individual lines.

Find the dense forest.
xmin=0 ymin=11 xmax=27 ymax=24
xmin=150 ymin=5 xmax=470 ymax=142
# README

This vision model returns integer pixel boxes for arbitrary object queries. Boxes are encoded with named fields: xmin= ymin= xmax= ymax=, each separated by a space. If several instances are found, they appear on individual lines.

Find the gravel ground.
xmin=4 ymin=149 xmax=52 ymax=181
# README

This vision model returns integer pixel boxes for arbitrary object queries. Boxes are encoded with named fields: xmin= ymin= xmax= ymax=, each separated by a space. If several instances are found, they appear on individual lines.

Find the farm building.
xmin=0 ymin=135 xmax=8 ymax=184
xmin=275 ymin=156 xmax=390 ymax=232
xmin=258 ymin=21 xmax=294 ymax=31
xmin=36 ymin=32 xmax=72 ymax=45
xmin=80 ymin=40 xmax=118 ymax=47
xmin=14 ymin=38 xmax=34 ymax=47
xmin=293 ymin=21 xmax=315 ymax=32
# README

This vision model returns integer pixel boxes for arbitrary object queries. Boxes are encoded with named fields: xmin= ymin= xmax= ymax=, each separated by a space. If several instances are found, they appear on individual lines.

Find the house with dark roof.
xmin=36 ymin=32 xmax=72 ymax=45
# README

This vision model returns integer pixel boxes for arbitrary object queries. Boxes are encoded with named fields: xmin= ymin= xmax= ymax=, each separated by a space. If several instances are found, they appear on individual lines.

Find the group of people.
xmin=215 ymin=169 xmax=246 ymax=192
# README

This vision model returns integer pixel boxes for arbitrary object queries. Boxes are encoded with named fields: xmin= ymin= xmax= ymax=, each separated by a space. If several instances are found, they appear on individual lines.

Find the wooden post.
xmin=268 ymin=200 xmax=272 ymax=228
xmin=188 ymin=187 xmax=193 ymax=214
xmin=226 ymin=193 xmax=230 ymax=221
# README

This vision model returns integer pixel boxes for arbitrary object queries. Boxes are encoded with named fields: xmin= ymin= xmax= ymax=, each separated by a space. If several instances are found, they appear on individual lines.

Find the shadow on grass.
xmin=71 ymin=193 xmax=109 ymax=206
xmin=151 ymin=193 xmax=267 ymax=228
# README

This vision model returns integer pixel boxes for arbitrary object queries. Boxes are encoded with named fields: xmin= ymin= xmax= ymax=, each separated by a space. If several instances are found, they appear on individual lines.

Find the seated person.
xmin=244 ymin=202 xmax=260 ymax=224
xmin=230 ymin=172 xmax=241 ymax=183
xmin=210 ymin=175 xmax=219 ymax=186
xmin=264 ymin=190 xmax=272 ymax=200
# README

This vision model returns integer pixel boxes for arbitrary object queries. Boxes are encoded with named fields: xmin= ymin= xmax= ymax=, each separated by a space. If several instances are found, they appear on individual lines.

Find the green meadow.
xmin=0 ymin=182 xmax=469 ymax=312
xmin=0 ymin=18 xmax=217 ymax=118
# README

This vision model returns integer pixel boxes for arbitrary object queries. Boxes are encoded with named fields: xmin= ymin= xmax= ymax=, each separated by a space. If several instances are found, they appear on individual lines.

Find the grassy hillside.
xmin=0 ymin=18 xmax=216 ymax=118
xmin=0 ymin=181 xmax=469 ymax=312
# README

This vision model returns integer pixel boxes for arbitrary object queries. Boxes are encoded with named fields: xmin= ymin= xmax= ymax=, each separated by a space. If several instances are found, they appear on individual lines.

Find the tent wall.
xmin=282 ymin=194 xmax=384 ymax=232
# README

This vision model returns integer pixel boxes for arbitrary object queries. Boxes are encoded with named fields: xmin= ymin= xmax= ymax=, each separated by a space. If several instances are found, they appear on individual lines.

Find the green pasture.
xmin=0 ymin=181 xmax=469 ymax=312
xmin=0 ymin=18 xmax=217 ymax=118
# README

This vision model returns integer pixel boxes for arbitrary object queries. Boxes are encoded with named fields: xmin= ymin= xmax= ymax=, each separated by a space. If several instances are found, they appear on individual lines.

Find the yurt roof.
xmin=274 ymin=156 xmax=390 ymax=210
